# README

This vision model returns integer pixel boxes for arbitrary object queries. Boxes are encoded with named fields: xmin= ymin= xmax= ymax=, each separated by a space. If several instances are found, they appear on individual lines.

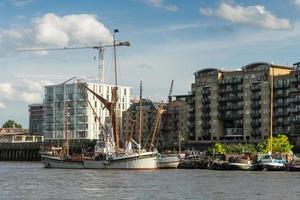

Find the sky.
xmin=1 ymin=0 xmax=300 ymax=127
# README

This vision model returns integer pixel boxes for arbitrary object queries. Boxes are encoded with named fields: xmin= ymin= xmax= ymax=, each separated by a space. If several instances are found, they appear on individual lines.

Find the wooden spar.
xmin=77 ymin=82 xmax=118 ymax=150
xmin=78 ymin=86 xmax=117 ymax=151
xmin=139 ymin=80 xmax=143 ymax=152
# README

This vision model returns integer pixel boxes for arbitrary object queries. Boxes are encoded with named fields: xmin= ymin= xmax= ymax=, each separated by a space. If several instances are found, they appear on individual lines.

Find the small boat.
xmin=227 ymin=154 xmax=254 ymax=170
xmin=254 ymin=154 xmax=286 ymax=171
xmin=158 ymin=154 xmax=179 ymax=169
xmin=211 ymin=159 xmax=231 ymax=170
xmin=228 ymin=159 xmax=253 ymax=170
xmin=286 ymin=160 xmax=300 ymax=172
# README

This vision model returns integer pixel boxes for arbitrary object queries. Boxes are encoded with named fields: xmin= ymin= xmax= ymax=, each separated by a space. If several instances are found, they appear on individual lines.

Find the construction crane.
xmin=17 ymin=40 xmax=131 ymax=83
xmin=149 ymin=102 xmax=165 ymax=151
xmin=168 ymin=80 xmax=174 ymax=103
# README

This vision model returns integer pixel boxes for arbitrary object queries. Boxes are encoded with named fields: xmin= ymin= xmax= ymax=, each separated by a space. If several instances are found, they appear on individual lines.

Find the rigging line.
xmin=78 ymin=85 xmax=116 ymax=150
xmin=124 ymin=120 xmax=135 ymax=150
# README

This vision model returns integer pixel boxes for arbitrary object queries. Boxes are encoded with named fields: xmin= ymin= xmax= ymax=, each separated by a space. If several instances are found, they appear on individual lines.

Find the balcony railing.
xmin=201 ymin=98 xmax=211 ymax=104
xmin=218 ymin=78 xmax=243 ymax=85
xmin=218 ymin=105 xmax=243 ymax=111
xmin=201 ymin=90 xmax=211 ymax=95
xmin=251 ymin=121 xmax=261 ymax=127
xmin=201 ymin=114 xmax=211 ymax=120
xmin=201 ymin=122 xmax=211 ymax=129
xmin=218 ymin=96 xmax=243 ymax=102
xmin=251 ymin=95 xmax=261 ymax=101
xmin=218 ymin=113 xmax=243 ymax=119
xmin=251 ymin=103 xmax=261 ymax=109
xmin=251 ymin=112 xmax=261 ymax=118
xmin=250 ymin=85 xmax=261 ymax=91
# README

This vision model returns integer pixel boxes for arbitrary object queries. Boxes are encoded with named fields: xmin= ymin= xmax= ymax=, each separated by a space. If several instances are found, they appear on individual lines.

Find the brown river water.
xmin=0 ymin=162 xmax=299 ymax=200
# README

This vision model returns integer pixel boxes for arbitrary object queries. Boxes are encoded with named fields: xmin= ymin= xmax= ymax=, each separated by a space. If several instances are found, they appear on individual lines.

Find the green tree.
xmin=258 ymin=134 xmax=293 ymax=153
xmin=209 ymin=143 xmax=226 ymax=154
xmin=2 ymin=120 xmax=22 ymax=128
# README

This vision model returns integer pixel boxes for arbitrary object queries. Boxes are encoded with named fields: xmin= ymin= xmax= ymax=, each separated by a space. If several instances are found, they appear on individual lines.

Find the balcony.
xmin=218 ymin=113 xmax=243 ymax=120
xmin=218 ymin=87 xmax=243 ymax=94
xmin=274 ymin=84 xmax=289 ymax=89
xmin=274 ymin=91 xmax=289 ymax=98
xmin=201 ymin=122 xmax=211 ymax=129
xmin=224 ymin=128 xmax=243 ymax=137
xmin=290 ymin=97 xmax=300 ymax=104
xmin=201 ymin=90 xmax=211 ymax=95
xmin=250 ymin=85 xmax=261 ymax=91
xmin=290 ymin=77 xmax=300 ymax=83
xmin=201 ymin=98 xmax=211 ymax=104
xmin=291 ymin=118 xmax=300 ymax=124
xmin=274 ymin=102 xmax=289 ymax=108
xmin=289 ymin=88 xmax=300 ymax=94
xmin=251 ymin=103 xmax=261 ymax=109
xmin=218 ymin=96 xmax=243 ymax=102
xmin=201 ymin=106 xmax=211 ymax=113
xmin=251 ymin=121 xmax=261 ymax=127
xmin=251 ymin=94 xmax=261 ymax=101
xmin=251 ymin=112 xmax=261 ymax=118
xmin=218 ymin=105 xmax=243 ymax=111
xmin=291 ymin=108 xmax=300 ymax=114
xmin=251 ymin=130 xmax=261 ymax=137
xmin=201 ymin=114 xmax=211 ymax=120
xmin=218 ymin=78 xmax=243 ymax=85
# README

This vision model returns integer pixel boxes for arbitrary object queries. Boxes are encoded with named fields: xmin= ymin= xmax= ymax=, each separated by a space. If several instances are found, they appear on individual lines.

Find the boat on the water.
xmin=228 ymin=159 xmax=253 ymax=170
xmin=40 ymin=30 xmax=158 ymax=170
xmin=158 ymin=154 xmax=179 ymax=169
xmin=254 ymin=154 xmax=286 ymax=171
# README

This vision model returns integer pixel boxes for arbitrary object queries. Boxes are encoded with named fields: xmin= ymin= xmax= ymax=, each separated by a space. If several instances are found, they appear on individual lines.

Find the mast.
xmin=269 ymin=66 xmax=274 ymax=153
xmin=113 ymin=29 xmax=119 ymax=150
xmin=139 ymin=80 xmax=143 ymax=152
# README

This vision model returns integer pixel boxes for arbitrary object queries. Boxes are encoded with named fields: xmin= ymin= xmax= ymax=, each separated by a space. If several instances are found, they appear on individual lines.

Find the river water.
xmin=0 ymin=162 xmax=299 ymax=200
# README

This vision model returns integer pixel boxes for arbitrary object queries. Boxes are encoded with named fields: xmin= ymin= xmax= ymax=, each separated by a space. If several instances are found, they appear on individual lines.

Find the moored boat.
xmin=254 ymin=154 xmax=286 ymax=171
xmin=158 ymin=154 xmax=179 ymax=169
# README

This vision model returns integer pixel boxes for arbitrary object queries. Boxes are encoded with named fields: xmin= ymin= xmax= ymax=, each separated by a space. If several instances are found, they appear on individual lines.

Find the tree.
xmin=209 ymin=143 xmax=226 ymax=154
xmin=2 ymin=120 xmax=22 ymax=128
xmin=258 ymin=134 xmax=293 ymax=153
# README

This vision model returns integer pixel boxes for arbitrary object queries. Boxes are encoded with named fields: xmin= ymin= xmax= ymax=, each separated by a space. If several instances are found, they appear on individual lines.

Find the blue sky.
xmin=1 ymin=0 xmax=300 ymax=127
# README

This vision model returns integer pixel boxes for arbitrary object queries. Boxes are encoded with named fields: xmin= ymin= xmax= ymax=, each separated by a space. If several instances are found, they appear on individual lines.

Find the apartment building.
xmin=122 ymin=99 xmax=159 ymax=148
xmin=43 ymin=80 xmax=131 ymax=140
xmin=29 ymin=103 xmax=44 ymax=134
xmin=193 ymin=62 xmax=294 ymax=144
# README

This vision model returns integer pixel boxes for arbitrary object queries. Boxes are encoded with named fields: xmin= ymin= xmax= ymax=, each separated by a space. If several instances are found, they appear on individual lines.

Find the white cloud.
xmin=293 ymin=0 xmax=300 ymax=6
xmin=0 ymin=79 xmax=52 ymax=104
xmin=0 ymin=101 xmax=5 ymax=109
xmin=0 ymin=13 xmax=112 ymax=56
xmin=200 ymin=3 xmax=291 ymax=30
xmin=35 ymin=13 xmax=112 ymax=46
xmin=0 ymin=83 xmax=14 ymax=99
xmin=0 ymin=28 xmax=33 ymax=56
xmin=144 ymin=0 xmax=178 ymax=12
